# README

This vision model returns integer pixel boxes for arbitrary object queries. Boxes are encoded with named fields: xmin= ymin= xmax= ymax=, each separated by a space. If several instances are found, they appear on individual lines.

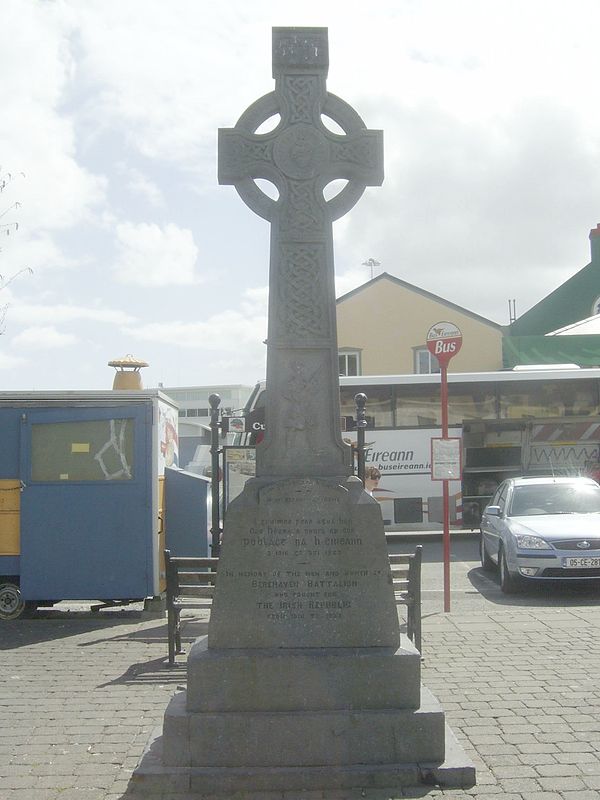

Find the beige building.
xmin=336 ymin=273 xmax=504 ymax=376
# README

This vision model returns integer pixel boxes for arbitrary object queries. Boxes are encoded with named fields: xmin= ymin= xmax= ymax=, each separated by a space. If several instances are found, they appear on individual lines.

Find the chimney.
xmin=590 ymin=223 xmax=600 ymax=263
xmin=108 ymin=354 xmax=149 ymax=390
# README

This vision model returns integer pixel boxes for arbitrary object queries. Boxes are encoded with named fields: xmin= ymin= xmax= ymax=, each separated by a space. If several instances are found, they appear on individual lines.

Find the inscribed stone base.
xmin=208 ymin=476 xmax=400 ymax=650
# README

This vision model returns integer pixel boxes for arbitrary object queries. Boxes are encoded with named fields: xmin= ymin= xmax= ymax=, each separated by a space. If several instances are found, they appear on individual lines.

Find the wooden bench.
xmin=165 ymin=549 xmax=218 ymax=666
xmin=165 ymin=545 xmax=423 ymax=664
xmin=389 ymin=545 xmax=423 ymax=654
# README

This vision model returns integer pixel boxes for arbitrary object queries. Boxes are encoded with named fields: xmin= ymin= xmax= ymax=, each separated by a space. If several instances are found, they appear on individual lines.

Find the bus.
xmin=231 ymin=366 xmax=600 ymax=530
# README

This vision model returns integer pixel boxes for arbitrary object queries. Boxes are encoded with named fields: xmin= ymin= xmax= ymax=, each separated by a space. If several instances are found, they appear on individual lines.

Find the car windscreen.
xmin=509 ymin=483 xmax=600 ymax=516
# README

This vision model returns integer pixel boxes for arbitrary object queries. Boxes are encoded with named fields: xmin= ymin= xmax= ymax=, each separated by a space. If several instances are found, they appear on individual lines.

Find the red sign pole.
xmin=440 ymin=363 xmax=451 ymax=612
xmin=426 ymin=321 xmax=463 ymax=614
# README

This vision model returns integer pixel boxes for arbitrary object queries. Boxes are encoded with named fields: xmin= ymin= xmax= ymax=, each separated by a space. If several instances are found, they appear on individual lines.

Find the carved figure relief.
xmin=280 ymin=360 xmax=322 ymax=451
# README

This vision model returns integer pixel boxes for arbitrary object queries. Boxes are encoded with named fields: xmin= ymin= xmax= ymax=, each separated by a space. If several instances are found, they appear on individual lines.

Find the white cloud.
xmin=0 ymin=351 xmax=27 ymax=370
xmin=126 ymin=309 xmax=266 ymax=353
xmin=335 ymin=268 xmax=371 ymax=299
xmin=1 ymin=3 xmax=105 ymax=234
xmin=125 ymin=286 xmax=267 ymax=355
xmin=119 ymin=165 xmax=165 ymax=208
xmin=11 ymin=325 xmax=77 ymax=349
xmin=113 ymin=222 xmax=199 ymax=286
xmin=9 ymin=303 xmax=136 ymax=326
xmin=1 ymin=234 xmax=74 ymax=275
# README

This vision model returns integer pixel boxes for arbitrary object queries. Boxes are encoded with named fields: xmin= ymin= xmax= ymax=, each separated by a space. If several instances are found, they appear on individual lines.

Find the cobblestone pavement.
xmin=2 ymin=536 xmax=600 ymax=799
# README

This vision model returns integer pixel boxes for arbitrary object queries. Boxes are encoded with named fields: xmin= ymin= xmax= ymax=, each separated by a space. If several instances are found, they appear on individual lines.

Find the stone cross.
xmin=219 ymin=27 xmax=383 ymax=478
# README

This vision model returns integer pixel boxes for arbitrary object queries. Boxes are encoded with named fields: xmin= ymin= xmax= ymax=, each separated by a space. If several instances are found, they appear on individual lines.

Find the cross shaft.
xmin=219 ymin=27 xmax=383 ymax=477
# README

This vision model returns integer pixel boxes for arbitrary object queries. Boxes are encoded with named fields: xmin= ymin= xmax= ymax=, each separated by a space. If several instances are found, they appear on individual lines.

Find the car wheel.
xmin=480 ymin=533 xmax=494 ymax=571
xmin=499 ymin=547 xmax=522 ymax=594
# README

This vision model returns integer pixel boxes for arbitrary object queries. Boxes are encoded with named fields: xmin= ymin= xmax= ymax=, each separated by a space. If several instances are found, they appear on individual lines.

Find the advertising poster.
xmin=223 ymin=446 xmax=256 ymax=509
xmin=158 ymin=401 xmax=179 ymax=474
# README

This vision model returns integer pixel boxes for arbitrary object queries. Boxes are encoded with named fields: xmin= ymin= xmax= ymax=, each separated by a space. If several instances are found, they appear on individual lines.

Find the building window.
xmin=338 ymin=351 xmax=361 ymax=376
xmin=414 ymin=347 xmax=440 ymax=375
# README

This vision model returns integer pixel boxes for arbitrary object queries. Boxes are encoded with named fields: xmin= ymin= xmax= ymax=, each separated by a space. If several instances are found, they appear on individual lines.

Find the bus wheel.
xmin=0 ymin=582 xmax=26 ymax=620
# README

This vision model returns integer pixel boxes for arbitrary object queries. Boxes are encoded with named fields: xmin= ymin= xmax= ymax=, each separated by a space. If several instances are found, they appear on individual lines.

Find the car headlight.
xmin=515 ymin=534 xmax=551 ymax=549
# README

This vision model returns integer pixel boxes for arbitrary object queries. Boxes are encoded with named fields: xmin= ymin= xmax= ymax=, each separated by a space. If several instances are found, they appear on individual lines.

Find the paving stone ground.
xmin=2 ymin=535 xmax=600 ymax=799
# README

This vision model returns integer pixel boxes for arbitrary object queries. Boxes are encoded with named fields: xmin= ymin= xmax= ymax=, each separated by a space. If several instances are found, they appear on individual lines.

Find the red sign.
xmin=426 ymin=321 xmax=463 ymax=368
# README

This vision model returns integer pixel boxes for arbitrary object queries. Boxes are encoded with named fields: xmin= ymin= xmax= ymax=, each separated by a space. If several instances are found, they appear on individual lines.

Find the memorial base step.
xmin=132 ymin=723 xmax=476 ymax=794
xmin=187 ymin=638 xmax=421 ymax=712
xmin=163 ymin=687 xmax=445 ymax=768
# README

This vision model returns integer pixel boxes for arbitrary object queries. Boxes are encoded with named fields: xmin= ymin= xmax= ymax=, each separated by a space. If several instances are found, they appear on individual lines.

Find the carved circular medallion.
xmin=273 ymin=123 xmax=328 ymax=179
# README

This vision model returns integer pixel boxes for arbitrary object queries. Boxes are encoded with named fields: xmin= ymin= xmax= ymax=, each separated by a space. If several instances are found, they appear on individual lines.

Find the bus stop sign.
xmin=426 ymin=321 xmax=462 ymax=368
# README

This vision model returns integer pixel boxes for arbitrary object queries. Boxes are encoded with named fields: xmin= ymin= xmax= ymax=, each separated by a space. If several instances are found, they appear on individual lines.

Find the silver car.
xmin=480 ymin=476 xmax=600 ymax=593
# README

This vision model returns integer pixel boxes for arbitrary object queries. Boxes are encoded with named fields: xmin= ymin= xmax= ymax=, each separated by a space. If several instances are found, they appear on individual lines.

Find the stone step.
xmin=163 ymin=687 xmax=446 ymax=768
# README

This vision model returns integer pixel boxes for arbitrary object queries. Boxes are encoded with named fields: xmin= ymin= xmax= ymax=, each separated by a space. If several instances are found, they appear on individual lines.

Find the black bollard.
xmin=209 ymin=393 xmax=223 ymax=557
xmin=354 ymin=392 xmax=367 ymax=485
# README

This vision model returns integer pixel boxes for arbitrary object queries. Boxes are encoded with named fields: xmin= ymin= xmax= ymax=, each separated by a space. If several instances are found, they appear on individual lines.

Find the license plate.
xmin=563 ymin=557 xmax=600 ymax=568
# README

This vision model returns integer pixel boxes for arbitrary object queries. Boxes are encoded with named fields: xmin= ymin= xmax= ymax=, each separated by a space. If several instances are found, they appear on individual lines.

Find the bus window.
xmin=498 ymin=379 xmax=599 ymax=419
xmin=339 ymin=385 xmax=393 ymax=428
xmin=448 ymin=384 xmax=496 ymax=425
xmin=394 ymin=385 xmax=439 ymax=428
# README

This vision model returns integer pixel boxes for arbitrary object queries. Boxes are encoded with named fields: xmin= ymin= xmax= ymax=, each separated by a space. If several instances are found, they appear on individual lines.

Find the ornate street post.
xmin=355 ymin=392 xmax=367 ymax=484
xmin=208 ymin=393 xmax=222 ymax=557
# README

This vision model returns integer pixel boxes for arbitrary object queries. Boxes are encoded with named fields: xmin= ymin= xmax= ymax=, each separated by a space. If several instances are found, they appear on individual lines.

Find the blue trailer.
xmin=0 ymin=390 xmax=209 ymax=619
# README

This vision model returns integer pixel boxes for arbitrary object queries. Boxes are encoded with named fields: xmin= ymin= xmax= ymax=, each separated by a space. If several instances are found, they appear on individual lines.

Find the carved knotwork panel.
xmin=280 ymin=181 xmax=325 ymax=238
xmin=220 ymin=134 xmax=273 ymax=180
xmin=284 ymin=76 xmax=321 ymax=124
xmin=333 ymin=136 xmax=379 ymax=171
xmin=277 ymin=244 xmax=329 ymax=339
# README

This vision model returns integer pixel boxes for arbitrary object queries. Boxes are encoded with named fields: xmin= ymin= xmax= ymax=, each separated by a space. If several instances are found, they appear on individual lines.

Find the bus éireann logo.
xmin=426 ymin=321 xmax=463 ymax=368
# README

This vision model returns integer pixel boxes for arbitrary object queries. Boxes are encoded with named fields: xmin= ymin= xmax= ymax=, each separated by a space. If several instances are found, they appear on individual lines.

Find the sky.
xmin=3 ymin=0 xmax=600 ymax=392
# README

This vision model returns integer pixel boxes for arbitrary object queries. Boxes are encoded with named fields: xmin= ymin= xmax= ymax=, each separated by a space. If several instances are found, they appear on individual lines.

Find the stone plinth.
xmin=134 ymin=477 xmax=475 ymax=794
xmin=163 ymin=685 xmax=445 ymax=768
xmin=186 ymin=639 xmax=421 ymax=712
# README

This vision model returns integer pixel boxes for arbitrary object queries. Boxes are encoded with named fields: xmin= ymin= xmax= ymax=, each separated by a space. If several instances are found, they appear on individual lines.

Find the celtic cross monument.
xmin=219 ymin=26 xmax=382 ymax=477
xmin=138 ymin=28 xmax=475 ymax=796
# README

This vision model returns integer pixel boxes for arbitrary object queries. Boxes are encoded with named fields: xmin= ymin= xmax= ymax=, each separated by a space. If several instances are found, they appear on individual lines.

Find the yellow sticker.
xmin=59 ymin=474 xmax=69 ymax=480
xmin=71 ymin=443 xmax=90 ymax=453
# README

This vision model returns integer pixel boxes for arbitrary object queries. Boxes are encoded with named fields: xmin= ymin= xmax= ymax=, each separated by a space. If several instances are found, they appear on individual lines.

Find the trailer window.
xmin=31 ymin=419 xmax=134 ymax=482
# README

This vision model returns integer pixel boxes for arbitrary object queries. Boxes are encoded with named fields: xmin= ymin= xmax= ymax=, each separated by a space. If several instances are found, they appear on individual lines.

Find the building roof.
xmin=336 ymin=272 xmax=504 ymax=331
xmin=510 ymin=225 xmax=600 ymax=336
xmin=547 ymin=314 xmax=600 ymax=336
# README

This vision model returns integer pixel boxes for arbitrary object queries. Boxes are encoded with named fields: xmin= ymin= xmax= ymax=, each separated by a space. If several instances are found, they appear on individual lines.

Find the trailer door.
xmin=19 ymin=406 xmax=152 ymax=602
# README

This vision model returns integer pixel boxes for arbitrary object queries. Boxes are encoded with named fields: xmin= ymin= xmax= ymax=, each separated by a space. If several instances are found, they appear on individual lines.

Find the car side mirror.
xmin=484 ymin=505 xmax=501 ymax=517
